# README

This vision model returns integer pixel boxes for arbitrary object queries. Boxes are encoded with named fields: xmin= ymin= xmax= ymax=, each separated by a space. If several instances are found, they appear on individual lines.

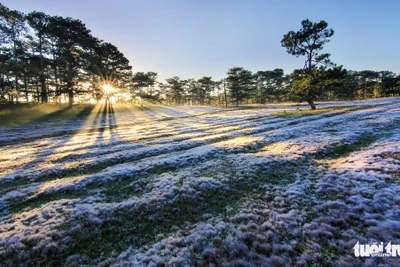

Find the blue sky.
xmin=3 ymin=0 xmax=400 ymax=81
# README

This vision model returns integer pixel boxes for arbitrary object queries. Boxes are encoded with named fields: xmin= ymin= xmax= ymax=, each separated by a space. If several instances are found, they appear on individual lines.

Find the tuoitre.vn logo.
xmin=353 ymin=241 xmax=400 ymax=257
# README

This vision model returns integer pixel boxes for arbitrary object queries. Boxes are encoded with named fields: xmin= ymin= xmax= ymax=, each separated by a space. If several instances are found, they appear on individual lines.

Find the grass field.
xmin=0 ymin=98 xmax=399 ymax=266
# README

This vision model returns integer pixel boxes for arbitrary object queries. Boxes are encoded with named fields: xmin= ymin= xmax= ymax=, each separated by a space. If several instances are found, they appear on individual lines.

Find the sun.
xmin=102 ymin=84 xmax=114 ymax=94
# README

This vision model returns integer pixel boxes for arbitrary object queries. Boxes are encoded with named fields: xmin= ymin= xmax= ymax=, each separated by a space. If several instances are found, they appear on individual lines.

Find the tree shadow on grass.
xmin=31 ymin=104 xmax=95 ymax=123
xmin=0 ymin=103 xmax=96 ymax=126
xmin=0 ymin=104 xmax=99 ymax=197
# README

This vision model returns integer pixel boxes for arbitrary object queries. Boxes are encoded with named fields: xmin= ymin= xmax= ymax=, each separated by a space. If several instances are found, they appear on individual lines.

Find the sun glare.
xmin=102 ymin=85 xmax=114 ymax=94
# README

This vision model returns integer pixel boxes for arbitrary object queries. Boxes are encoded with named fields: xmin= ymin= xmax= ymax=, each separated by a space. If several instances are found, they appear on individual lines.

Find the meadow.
xmin=0 ymin=98 xmax=399 ymax=266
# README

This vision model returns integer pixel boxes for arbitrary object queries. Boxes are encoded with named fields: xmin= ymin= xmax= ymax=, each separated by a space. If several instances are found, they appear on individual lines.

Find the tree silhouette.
xmin=46 ymin=16 xmax=96 ymax=107
xmin=226 ymin=67 xmax=255 ymax=107
xmin=164 ymin=76 xmax=187 ymax=105
xmin=131 ymin=72 xmax=159 ymax=105
xmin=0 ymin=5 xmax=27 ymax=102
xmin=26 ymin=11 xmax=51 ymax=103
xmin=281 ymin=19 xmax=334 ymax=109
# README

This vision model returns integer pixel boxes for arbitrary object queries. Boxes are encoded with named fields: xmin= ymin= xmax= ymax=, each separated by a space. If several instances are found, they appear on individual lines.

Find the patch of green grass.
xmin=273 ymin=107 xmax=347 ymax=117
xmin=200 ymin=158 xmax=297 ymax=186
xmin=233 ymin=105 xmax=265 ymax=110
xmin=0 ymin=103 xmax=98 ymax=125
xmin=101 ymin=175 xmax=149 ymax=202
xmin=0 ymin=177 xmax=32 ymax=196
xmin=252 ymin=163 xmax=298 ymax=185
xmin=315 ymin=133 xmax=377 ymax=160
xmin=7 ymin=190 xmax=86 ymax=215
xmin=0 ymin=102 xmax=150 ymax=124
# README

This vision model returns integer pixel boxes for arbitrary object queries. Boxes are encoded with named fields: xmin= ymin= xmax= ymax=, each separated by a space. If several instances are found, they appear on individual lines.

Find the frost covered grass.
xmin=0 ymin=98 xmax=399 ymax=266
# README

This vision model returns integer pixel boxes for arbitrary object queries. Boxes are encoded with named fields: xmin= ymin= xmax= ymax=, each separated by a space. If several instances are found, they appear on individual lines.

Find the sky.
xmin=3 ymin=0 xmax=400 ymax=82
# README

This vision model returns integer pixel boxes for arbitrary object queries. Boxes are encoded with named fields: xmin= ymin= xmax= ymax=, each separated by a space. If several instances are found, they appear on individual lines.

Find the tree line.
xmin=1 ymin=4 xmax=399 ymax=109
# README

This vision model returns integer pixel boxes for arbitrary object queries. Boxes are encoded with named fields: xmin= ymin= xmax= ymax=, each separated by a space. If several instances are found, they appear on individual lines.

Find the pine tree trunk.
xmin=24 ymin=77 xmax=29 ymax=102
xmin=67 ymin=64 xmax=74 ymax=108
xmin=68 ymin=89 xmax=74 ymax=108
xmin=223 ymin=79 xmax=228 ymax=107
xmin=236 ymin=90 xmax=239 ymax=107
xmin=306 ymin=99 xmax=316 ymax=110
xmin=39 ymin=35 xmax=48 ymax=104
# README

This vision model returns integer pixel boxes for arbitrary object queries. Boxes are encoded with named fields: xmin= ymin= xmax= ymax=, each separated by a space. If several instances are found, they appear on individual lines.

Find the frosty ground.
xmin=0 ymin=98 xmax=399 ymax=266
